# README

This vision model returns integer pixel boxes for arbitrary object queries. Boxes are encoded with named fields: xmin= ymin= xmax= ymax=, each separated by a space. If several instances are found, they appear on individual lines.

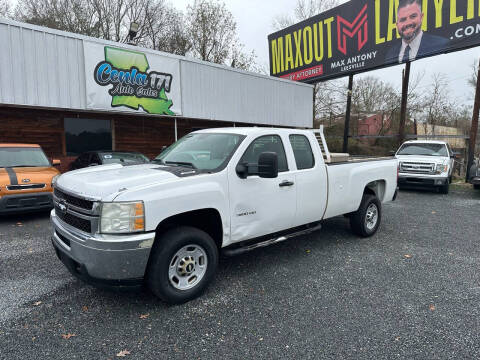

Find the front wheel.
xmin=147 ymin=226 xmax=218 ymax=304
xmin=439 ymin=183 xmax=449 ymax=194
xmin=350 ymin=194 xmax=382 ymax=237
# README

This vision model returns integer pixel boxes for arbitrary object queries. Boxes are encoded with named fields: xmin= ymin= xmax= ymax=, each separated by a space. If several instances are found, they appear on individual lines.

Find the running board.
xmin=222 ymin=223 xmax=322 ymax=257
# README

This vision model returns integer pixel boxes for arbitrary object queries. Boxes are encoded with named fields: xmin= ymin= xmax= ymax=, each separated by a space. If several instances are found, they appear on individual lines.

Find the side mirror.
xmin=52 ymin=159 xmax=61 ymax=166
xmin=236 ymin=162 xmax=248 ymax=179
xmin=258 ymin=152 xmax=278 ymax=178
xmin=388 ymin=150 xmax=396 ymax=156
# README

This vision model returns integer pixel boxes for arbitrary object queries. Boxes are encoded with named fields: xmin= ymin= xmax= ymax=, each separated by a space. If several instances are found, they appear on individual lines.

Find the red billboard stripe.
xmin=280 ymin=65 xmax=324 ymax=82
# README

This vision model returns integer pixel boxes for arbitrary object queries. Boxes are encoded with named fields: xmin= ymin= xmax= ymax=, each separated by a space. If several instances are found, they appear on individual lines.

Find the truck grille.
xmin=7 ymin=184 xmax=46 ymax=190
xmin=54 ymin=188 xmax=94 ymax=210
xmin=400 ymin=162 xmax=435 ymax=174
xmin=55 ymin=205 xmax=92 ymax=233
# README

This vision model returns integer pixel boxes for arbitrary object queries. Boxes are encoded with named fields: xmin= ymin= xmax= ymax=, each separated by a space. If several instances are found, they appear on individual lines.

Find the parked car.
xmin=395 ymin=140 xmax=455 ymax=194
xmin=69 ymin=151 xmax=150 ymax=170
xmin=51 ymin=127 xmax=398 ymax=304
xmin=0 ymin=144 xmax=60 ymax=214
xmin=469 ymin=157 xmax=480 ymax=190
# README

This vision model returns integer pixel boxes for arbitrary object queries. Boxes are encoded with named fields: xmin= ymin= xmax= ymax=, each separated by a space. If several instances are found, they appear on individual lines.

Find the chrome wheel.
xmin=365 ymin=203 xmax=378 ymax=230
xmin=168 ymin=244 xmax=208 ymax=291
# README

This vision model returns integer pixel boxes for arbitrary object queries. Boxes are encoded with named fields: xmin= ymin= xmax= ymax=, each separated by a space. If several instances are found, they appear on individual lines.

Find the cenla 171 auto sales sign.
xmin=84 ymin=41 xmax=182 ymax=115
xmin=269 ymin=0 xmax=480 ymax=83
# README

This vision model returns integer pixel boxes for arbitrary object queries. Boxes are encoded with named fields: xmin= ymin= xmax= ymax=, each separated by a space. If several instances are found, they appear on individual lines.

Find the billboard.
xmin=84 ymin=41 xmax=182 ymax=115
xmin=268 ymin=0 xmax=480 ymax=83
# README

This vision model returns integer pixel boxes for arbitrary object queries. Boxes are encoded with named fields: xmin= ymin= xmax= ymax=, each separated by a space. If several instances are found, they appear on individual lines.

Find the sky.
xmin=174 ymin=0 xmax=480 ymax=109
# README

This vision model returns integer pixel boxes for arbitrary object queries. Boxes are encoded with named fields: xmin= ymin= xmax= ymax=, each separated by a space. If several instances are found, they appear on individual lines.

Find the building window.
xmin=65 ymin=118 xmax=112 ymax=156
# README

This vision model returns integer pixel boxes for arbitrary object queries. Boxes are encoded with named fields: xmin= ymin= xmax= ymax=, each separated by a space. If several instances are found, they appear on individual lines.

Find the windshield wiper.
xmin=5 ymin=165 xmax=40 ymax=167
xmin=151 ymin=159 xmax=165 ymax=165
xmin=165 ymin=161 xmax=197 ymax=169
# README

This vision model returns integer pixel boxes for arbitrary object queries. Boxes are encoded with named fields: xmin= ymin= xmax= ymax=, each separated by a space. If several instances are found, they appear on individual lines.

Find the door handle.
xmin=279 ymin=180 xmax=294 ymax=187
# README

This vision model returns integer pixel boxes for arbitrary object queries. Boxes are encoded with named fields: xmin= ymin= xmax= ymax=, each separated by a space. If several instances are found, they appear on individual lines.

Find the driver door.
xmin=228 ymin=135 xmax=296 ymax=243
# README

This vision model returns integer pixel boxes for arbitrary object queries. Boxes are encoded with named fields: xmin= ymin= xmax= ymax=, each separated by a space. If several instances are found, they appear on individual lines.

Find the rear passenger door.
xmin=289 ymin=134 xmax=328 ymax=227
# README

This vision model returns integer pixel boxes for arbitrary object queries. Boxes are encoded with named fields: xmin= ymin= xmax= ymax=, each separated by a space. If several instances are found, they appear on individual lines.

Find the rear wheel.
xmin=350 ymin=194 xmax=382 ymax=237
xmin=147 ymin=226 xmax=218 ymax=304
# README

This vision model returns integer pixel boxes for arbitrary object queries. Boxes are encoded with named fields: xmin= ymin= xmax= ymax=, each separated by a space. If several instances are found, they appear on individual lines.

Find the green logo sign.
xmin=94 ymin=47 xmax=175 ymax=115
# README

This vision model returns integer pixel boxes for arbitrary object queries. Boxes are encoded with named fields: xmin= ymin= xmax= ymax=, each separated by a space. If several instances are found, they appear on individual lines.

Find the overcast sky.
xmin=175 ymin=0 xmax=479 ymax=109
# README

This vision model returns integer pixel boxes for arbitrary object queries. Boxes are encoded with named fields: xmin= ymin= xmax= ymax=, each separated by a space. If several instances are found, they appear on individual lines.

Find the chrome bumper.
xmin=51 ymin=210 xmax=155 ymax=284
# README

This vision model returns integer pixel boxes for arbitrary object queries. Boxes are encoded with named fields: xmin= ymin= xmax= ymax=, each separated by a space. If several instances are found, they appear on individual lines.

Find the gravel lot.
xmin=1 ymin=186 xmax=480 ymax=359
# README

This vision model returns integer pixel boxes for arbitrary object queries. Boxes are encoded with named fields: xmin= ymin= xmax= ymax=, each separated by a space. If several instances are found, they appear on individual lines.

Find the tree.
xmin=0 ymin=0 xmax=10 ymax=17
xmin=184 ymin=0 xmax=258 ymax=71
xmin=15 ymin=0 xmax=101 ymax=36
xmin=14 ymin=0 xmax=186 ymax=49
xmin=421 ymin=73 xmax=452 ymax=131
xmin=469 ymin=59 xmax=479 ymax=89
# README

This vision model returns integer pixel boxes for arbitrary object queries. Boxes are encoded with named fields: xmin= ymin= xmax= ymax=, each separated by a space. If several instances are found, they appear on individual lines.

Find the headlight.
xmin=436 ymin=165 xmax=448 ymax=174
xmin=100 ymin=201 xmax=145 ymax=234
xmin=51 ymin=174 xmax=60 ymax=187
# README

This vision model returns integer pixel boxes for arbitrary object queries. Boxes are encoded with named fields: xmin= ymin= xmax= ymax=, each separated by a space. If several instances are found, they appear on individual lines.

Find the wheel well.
xmin=364 ymin=180 xmax=386 ymax=201
xmin=154 ymin=209 xmax=223 ymax=250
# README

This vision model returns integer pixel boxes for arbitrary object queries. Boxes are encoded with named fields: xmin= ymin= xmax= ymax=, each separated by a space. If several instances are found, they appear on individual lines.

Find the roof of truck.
xmin=402 ymin=140 xmax=448 ymax=145
xmin=0 ymin=144 xmax=41 ymax=148
xmin=193 ymin=127 xmax=311 ymax=136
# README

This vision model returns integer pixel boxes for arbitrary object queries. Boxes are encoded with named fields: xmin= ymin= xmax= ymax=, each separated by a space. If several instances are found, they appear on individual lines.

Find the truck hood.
xmin=55 ymin=164 xmax=179 ymax=200
xmin=395 ymin=155 xmax=449 ymax=165
xmin=0 ymin=166 xmax=59 ymax=185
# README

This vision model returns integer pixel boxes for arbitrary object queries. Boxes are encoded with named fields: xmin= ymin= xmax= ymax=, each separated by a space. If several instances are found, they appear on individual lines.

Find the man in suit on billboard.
xmin=386 ymin=0 xmax=449 ymax=63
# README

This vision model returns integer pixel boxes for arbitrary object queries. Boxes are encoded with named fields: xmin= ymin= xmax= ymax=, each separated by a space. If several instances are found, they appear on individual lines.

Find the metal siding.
xmin=0 ymin=24 xmax=13 ymax=103
xmin=10 ymin=26 xmax=24 ymax=104
xmin=0 ymin=22 xmax=86 ymax=109
xmin=0 ymin=19 xmax=313 ymax=128
xmin=180 ymin=61 xmax=312 ymax=128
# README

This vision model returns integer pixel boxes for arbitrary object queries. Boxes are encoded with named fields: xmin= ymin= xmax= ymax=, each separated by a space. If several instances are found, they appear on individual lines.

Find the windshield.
xmin=154 ymin=133 xmax=244 ymax=171
xmin=0 ymin=147 xmax=50 ymax=167
xmin=100 ymin=152 xmax=150 ymax=165
xmin=396 ymin=143 xmax=448 ymax=157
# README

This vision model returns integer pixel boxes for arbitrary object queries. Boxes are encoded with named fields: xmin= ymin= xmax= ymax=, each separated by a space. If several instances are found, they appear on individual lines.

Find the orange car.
xmin=0 ymin=144 xmax=60 ymax=214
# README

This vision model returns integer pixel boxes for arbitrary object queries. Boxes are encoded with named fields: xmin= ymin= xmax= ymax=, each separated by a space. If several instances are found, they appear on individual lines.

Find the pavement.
xmin=1 ymin=186 xmax=480 ymax=359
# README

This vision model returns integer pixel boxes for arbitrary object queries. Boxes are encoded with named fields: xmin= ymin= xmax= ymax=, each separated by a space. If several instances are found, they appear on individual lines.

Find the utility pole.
xmin=343 ymin=74 xmax=354 ymax=153
xmin=399 ymin=62 xmax=411 ymax=146
xmin=466 ymin=61 xmax=480 ymax=182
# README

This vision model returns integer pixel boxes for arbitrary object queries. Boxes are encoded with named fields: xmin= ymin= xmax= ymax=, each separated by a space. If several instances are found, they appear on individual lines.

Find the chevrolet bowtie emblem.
xmin=22 ymin=178 xmax=31 ymax=183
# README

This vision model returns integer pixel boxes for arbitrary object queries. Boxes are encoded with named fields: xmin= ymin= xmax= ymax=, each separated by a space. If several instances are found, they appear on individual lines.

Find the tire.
xmin=449 ymin=176 xmax=452 ymax=184
xmin=147 ymin=226 xmax=218 ymax=304
xmin=349 ymin=194 xmax=382 ymax=237
xmin=474 ymin=184 xmax=480 ymax=190
xmin=439 ymin=183 xmax=449 ymax=194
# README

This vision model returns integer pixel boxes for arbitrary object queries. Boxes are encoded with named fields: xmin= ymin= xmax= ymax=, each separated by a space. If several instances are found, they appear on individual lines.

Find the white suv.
xmin=395 ymin=140 xmax=454 ymax=194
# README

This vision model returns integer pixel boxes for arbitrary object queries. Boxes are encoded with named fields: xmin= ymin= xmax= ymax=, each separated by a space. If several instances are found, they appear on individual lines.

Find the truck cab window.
xmin=240 ymin=135 xmax=288 ymax=172
xmin=289 ymin=135 xmax=315 ymax=170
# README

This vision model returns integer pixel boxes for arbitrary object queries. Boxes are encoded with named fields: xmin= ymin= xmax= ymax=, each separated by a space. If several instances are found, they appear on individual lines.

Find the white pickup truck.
xmin=395 ymin=140 xmax=455 ymax=194
xmin=51 ymin=127 xmax=398 ymax=304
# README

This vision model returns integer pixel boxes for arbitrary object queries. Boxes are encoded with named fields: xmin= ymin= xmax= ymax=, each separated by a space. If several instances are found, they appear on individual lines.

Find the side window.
xmin=289 ymin=135 xmax=315 ymax=170
xmin=239 ymin=135 xmax=288 ymax=173
xmin=91 ymin=153 xmax=101 ymax=164
xmin=79 ymin=153 xmax=90 ymax=165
